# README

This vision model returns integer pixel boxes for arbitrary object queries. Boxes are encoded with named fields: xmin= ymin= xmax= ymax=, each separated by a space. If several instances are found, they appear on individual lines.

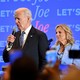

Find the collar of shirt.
xmin=21 ymin=24 xmax=32 ymax=35
xmin=24 ymin=24 xmax=32 ymax=35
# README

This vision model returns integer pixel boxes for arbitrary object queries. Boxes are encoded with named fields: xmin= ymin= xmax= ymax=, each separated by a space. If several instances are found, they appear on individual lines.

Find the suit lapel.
xmin=23 ymin=26 xmax=36 ymax=48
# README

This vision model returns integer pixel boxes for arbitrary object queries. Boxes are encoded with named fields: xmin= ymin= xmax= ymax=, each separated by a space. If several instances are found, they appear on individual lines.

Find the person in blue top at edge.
xmin=51 ymin=24 xmax=80 ymax=69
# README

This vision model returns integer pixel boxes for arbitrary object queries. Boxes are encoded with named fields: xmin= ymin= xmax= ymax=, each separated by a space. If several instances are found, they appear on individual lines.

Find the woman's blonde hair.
xmin=55 ymin=24 xmax=74 ymax=45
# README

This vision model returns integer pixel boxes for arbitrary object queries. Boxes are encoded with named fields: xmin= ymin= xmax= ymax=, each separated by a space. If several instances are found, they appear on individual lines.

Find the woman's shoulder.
xmin=71 ymin=43 xmax=80 ymax=50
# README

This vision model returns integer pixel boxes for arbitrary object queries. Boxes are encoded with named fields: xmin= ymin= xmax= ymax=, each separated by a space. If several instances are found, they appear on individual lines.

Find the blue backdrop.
xmin=0 ymin=0 xmax=80 ymax=71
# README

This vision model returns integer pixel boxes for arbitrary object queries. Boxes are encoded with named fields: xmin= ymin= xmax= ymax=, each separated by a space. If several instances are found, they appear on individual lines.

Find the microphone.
xmin=12 ymin=28 xmax=16 ymax=35
xmin=8 ymin=28 xmax=16 ymax=48
xmin=48 ymin=38 xmax=53 ymax=45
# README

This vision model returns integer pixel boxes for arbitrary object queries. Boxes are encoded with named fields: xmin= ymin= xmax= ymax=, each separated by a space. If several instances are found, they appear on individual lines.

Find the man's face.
xmin=56 ymin=26 xmax=67 ymax=42
xmin=15 ymin=11 xmax=29 ymax=31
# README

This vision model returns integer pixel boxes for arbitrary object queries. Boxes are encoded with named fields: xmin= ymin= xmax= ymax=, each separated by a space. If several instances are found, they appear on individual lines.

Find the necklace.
xmin=57 ymin=44 xmax=72 ymax=61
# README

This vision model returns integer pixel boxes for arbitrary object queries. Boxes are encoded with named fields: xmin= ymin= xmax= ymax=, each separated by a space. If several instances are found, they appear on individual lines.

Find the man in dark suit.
xmin=3 ymin=7 xmax=49 ymax=70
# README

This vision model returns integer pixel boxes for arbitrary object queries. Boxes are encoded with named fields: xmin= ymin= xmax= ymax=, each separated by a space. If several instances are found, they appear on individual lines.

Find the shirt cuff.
xmin=6 ymin=44 xmax=13 ymax=51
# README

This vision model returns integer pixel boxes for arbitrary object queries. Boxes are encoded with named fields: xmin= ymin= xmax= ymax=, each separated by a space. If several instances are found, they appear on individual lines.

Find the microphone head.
xmin=12 ymin=27 xmax=17 ymax=35
xmin=13 ymin=27 xmax=16 ymax=32
xmin=48 ymin=38 xmax=53 ymax=46
xmin=49 ymin=38 xmax=53 ymax=42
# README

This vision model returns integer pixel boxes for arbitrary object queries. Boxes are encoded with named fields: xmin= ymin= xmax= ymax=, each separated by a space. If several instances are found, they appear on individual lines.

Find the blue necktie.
xmin=19 ymin=31 xmax=25 ymax=47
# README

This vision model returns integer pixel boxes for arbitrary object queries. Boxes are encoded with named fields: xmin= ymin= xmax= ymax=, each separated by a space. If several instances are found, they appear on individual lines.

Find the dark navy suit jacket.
xmin=3 ymin=26 xmax=49 ymax=70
